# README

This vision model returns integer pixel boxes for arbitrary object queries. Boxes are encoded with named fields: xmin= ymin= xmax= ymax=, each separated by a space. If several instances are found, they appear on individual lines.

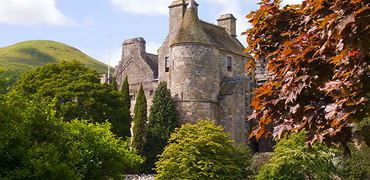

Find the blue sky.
xmin=0 ymin=0 xmax=302 ymax=67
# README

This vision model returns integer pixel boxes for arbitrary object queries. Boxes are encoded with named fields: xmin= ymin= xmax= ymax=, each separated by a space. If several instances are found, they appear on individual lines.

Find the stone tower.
xmin=169 ymin=1 xmax=220 ymax=125
xmin=113 ymin=0 xmax=261 ymax=145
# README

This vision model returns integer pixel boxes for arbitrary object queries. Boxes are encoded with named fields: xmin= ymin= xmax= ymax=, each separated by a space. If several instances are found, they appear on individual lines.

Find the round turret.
xmin=170 ymin=0 xmax=220 ymax=125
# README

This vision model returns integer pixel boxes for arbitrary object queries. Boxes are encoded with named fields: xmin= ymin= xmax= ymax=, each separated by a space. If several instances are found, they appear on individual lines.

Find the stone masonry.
xmin=111 ymin=0 xmax=272 ymax=151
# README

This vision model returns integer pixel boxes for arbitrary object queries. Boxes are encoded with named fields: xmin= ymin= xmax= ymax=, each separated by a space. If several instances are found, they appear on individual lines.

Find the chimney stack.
xmin=168 ymin=0 xmax=198 ymax=43
xmin=217 ymin=14 xmax=237 ymax=37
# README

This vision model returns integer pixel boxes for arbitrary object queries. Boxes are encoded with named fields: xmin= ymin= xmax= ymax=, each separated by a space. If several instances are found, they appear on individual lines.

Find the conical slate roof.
xmin=171 ymin=1 xmax=212 ymax=46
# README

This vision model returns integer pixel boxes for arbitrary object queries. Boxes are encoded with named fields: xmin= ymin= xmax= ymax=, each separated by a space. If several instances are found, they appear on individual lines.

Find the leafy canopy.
xmin=0 ymin=69 xmax=9 ymax=94
xmin=245 ymin=0 xmax=370 ymax=153
xmin=256 ymin=131 xmax=337 ymax=180
xmin=11 ymin=60 xmax=131 ymax=137
xmin=155 ymin=120 xmax=253 ymax=180
xmin=0 ymin=92 xmax=143 ymax=180
xmin=336 ymin=118 xmax=370 ymax=179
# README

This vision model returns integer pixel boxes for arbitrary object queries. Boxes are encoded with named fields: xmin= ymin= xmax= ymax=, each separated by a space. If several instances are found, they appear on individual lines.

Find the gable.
xmin=200 ymin=21 xmax=245 ymax=55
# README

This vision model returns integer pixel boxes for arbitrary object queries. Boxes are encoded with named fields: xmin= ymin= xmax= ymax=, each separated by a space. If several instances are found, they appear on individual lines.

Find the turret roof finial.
xmin=187 ymin=0 xmax=195 ymax=9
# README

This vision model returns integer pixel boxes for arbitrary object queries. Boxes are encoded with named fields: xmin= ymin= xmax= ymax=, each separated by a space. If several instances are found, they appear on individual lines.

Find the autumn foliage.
xmin=245 ymin=0 xmax=370 ymax=154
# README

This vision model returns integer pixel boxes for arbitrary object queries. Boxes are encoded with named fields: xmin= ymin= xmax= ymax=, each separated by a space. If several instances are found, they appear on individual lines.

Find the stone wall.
xmin=220 ymin=79 xmax=247 ymax=144
xmin=127 ymin=81 xmax=158 ymax=116
xmin=175 ymin=101 xmax=220 ymax=125
xmin=170 ymin=44 xmax=220 ymax=124
xmin=110 ymin=0 xmax=274 ymax=151
xmin=113 ymin=37 xmax=158 ymax=115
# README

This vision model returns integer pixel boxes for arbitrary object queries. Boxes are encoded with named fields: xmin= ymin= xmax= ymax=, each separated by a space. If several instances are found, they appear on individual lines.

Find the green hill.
xmin=0 ymin=40 xmax=114 ymax=90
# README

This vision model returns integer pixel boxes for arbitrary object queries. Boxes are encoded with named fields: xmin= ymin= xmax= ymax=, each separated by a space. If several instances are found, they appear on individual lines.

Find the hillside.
xmin=0 ymin=40 xmax=114 ymax=90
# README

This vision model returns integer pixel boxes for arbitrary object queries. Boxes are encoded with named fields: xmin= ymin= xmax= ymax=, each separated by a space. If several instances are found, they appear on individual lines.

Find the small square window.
xmin=165 ymin=57 xmax=170 ymax=72
xmin=227 ymin=56 xmax=232 ymax=71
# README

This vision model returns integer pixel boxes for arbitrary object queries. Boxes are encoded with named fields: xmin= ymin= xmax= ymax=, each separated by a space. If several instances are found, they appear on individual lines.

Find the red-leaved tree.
xmin=245 ymin=0 xmax=370 ymax=154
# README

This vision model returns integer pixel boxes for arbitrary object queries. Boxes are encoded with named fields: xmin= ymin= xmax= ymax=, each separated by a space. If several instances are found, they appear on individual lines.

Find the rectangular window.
xmin=165 ymin=57 xmax=170 ymax=72
xmin=227 ymin=56 xmax=232 ymax=71
xmin=150 ymin=90 xmax=154 ymax=96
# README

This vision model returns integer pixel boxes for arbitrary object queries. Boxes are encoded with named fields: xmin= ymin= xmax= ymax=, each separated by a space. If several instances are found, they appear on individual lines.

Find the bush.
xmin=250 ymin=153 xmax=271 ymax=176
xmin=256 ymin=131 xmax=338 ymax=180
xmin=155 ymin=120 xmax=253 ymax=179
xmin=0 ymin=93 xmax=143 ymax=179
xmin=336 ymin=118 xmax=370 ymax=179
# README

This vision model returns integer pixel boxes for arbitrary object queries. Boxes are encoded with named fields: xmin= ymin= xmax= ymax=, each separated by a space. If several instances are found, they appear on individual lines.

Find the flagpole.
xmin=108 ymin=36 xmax=111 ymax=81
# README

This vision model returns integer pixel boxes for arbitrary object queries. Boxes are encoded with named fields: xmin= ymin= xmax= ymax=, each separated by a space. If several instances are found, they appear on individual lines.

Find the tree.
xmin=245 ymin=0 xmax=370 ymax=153
xmin=141 ymin=81 xmax=177 ymax=173
xmin=121 ymin=75 xmax=131 ymax=110
xmin=112 ymin=77 xmax=118 ymax=91
xmin=117 ymin=75 xmax=133 ymax=138
xmin=336 ymin=118 xmax=370 ymax=179
xmin=0 ymin=69 xmax=9 ymax=94
xmin=0 ymin=92 xmax=143 ymax=180
xmin=256 ymin=131 xmax=337 ymax=180
xmin=11 ymin=60 xmax=131 ymax=138
xmin=132 ymin=83 xmax=147 ymax=153
xmin=336 ymin=144 xmax=370 ymax=179
xmin=155 ymin=120 xmax=253 ymax=180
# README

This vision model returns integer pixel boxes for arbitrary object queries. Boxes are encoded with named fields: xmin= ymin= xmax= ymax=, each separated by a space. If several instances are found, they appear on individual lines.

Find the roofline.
xmin=170 ymin=42 xmax=251 ymax=57
xmin=169 ymin=0 xmax=198 ymax=8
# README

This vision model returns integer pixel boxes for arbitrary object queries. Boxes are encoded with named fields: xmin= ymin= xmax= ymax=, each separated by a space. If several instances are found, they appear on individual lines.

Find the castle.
xmin=111 ymin=0 xmax=273 ymax=150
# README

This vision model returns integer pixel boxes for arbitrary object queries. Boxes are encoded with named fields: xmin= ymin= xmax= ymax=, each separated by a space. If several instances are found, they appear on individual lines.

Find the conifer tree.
xmin=120 ymin=75 xmax=132 ymax=139
xmin=141 ymin=81 xmax=177 ymax=173
xmin=121 ymin=75 xmax=131 ymax=110
xmin=112 ymin=77 xmax=118 ymax=91
xmin=132 ymin=83 xmax=147 ymax=153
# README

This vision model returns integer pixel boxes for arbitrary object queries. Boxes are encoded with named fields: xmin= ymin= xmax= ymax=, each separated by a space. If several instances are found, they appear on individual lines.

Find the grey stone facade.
xmin=111 ymin=0 xmax=272 ymax=149
xmin=112 ymin=38 xmax=158 ymax=113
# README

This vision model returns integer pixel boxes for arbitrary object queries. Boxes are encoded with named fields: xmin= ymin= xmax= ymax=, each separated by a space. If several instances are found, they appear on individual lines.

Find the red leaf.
xmin=290 ymin=103 xmax=300 ymax=114
xmin=336 ymin=14 xmax=355 ymax=35
xmin=324 ymin=103 xmax=337 ymax=120
xmin=320 ymin=80 xmax=342 ymax=94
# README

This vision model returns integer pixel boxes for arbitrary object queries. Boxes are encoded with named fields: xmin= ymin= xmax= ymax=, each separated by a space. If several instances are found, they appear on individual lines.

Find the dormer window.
xmin=165 ymin=57 xmax=170 ymax=72
xmin=227 ymin=56 xmax=232 ymax=71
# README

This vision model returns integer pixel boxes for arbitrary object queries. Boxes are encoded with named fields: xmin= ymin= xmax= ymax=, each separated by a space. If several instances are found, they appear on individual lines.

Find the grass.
xmin=0 ymin=40 xmax=114 ymax=90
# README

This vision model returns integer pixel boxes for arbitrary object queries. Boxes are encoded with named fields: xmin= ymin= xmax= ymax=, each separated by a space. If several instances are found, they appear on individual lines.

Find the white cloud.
xmin=109 ymin=0 xmax=172 ymax=16
xmin=0 ymin=0 xmax=76 ymax=26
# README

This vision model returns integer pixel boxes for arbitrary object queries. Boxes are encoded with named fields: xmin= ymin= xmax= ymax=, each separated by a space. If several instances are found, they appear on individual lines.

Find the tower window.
xmin=165 ymin=57 xmax=170 ymax=72
xmin=227 ymin=56 xmax=232 ymax=71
